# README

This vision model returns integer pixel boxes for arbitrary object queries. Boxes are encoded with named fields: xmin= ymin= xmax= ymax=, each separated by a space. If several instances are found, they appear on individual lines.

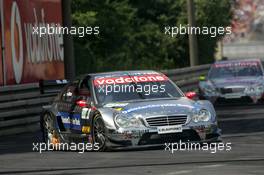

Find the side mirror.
xmin=199 ymin=75 xmax=206 ymax=81
xmin=185 ymin=91 xmax=197 ymax=100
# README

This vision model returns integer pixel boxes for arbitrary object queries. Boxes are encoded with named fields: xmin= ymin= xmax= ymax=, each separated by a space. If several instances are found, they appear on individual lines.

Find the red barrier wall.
xmin=0 ymin=0 xmax=64 ymax=85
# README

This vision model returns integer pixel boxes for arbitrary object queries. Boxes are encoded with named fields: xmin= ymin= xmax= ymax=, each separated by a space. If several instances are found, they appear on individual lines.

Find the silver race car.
xmin=41 ymin=70 xmax=221 ymax=151
xmin=199 ymin=59 xmax=264 ymax=104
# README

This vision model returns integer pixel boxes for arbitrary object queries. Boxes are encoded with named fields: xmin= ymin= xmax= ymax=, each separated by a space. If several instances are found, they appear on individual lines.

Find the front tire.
xmin=92 ymin=113 xmax=108 ymax=151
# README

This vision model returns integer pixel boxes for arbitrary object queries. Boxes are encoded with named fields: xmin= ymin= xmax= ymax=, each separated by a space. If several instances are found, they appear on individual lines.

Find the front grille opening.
xmin=215 ymin=96 xmax=253 ymax=104
xmin=220 ymin=87 xmax=245 ymax=94
xmin=146 ymin=115 xmax=187 ymax=127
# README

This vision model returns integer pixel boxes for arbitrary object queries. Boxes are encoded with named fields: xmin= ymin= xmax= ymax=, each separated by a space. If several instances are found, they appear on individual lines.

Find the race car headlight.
xmin=115 ymin=114 xmax=143 ymax=128
xmin=255 ymin=86 xmax=264 ymax=93
xmin=192 ymin=109 xmax=211 ymax=122
xmin=245 ymin=86 xmax=255 ymax=94
xmin=202 ymin=84 xmax=217 ymax=95
xmin=245 ymin=85 xmax=264 ymax=94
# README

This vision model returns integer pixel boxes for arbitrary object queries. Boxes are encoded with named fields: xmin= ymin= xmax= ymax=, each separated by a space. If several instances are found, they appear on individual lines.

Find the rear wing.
xmin=39 ymin=79 xmax=69 ymax=94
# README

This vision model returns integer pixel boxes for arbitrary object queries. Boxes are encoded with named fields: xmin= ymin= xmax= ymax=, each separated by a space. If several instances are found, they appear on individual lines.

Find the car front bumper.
xmin=105 ymin=123 xmax=221 ymax=148
xmin=201 ymin=92 xmax=264 ymax=104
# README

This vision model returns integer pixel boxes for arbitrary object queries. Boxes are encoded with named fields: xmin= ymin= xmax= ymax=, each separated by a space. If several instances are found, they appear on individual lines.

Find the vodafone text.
xmin=93 ymin=74 xmax=168 ymax=86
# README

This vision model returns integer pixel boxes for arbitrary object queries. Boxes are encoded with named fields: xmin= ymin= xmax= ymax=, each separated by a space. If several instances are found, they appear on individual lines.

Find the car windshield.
xmin=209 ymin=61 xmax=263 ymax=79
xmin=92 ymin=73 xmax=183 ymax=105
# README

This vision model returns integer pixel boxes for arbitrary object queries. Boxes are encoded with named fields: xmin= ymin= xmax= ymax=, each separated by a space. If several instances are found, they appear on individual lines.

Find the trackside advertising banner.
xmin=0 ymin=7 xmax=3 ymax=86
xmin=0 ymin=0 xmax=64 ymax=86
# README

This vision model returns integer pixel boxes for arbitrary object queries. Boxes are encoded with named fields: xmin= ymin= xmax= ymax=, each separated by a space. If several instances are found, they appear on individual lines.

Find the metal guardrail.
xmin=162 ymin=64 xmax=210 ymax=91
xmin=0 ymin=65 xmax=210 ymax=136
xmin=0 ymin=83 xmax=60 ymax=136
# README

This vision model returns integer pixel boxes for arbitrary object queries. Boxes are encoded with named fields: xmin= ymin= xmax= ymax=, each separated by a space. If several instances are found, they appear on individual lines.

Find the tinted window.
xmin=209 ymin=61 xmax=263 ymax=79
xmin=92 ymin=74 xmax=183 ymax=105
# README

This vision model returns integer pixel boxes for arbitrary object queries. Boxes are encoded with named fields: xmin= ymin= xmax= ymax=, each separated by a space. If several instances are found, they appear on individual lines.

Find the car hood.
xmin=210 ymin=76 xmax=263 ymax=88
xmin=104 ymin=98 xmax=199 ymax=118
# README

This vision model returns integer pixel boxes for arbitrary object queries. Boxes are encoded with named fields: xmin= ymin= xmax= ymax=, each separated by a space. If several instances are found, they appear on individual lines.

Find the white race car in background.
xmin=199 ymin=59 xmax=264 ymax=104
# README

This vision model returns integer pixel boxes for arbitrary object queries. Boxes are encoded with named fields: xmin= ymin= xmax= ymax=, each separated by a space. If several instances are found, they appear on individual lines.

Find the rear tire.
xmin=41 ymin=112 xmax=62 ymax=150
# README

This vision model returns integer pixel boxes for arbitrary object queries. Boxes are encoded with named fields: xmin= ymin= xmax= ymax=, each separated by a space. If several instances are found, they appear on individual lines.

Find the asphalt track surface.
xmin=0 ymin=105 xmax=264 ymax=175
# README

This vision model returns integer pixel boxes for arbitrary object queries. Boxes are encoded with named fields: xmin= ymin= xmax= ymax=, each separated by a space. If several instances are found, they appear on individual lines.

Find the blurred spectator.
xmin=224 ymin=0 xmax=264 ymax=43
